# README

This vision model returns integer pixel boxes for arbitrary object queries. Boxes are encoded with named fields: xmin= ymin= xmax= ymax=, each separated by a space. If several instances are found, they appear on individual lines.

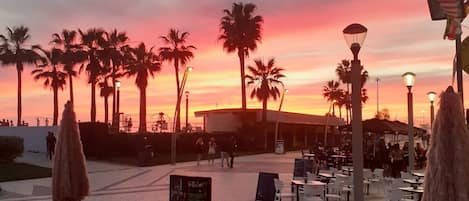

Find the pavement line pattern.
xmin=147 ymin=168 xmax=176 ymax=186
xmin=95 ymin=169 xmax=152 ymax=191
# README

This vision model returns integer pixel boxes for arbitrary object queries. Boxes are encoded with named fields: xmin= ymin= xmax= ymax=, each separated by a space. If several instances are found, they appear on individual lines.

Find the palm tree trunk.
xmin=104 ymin=95 xmax=109 ymax=124
xmin=16 ymin=64 xmax=22 ymax=126
xmin=53 ymin=86 xmax=58 ymax=126
xmin=175 ymin=59 xmax=181 ymax=132
xmin=332 ymin=103 xmax=336 ymax=116
xmin=139 ymin=86 xmax=147 ymax=133
xmin=238 ymin=49 xmax=247 ymax=111
xmin=112 ymin=65 xmax=116 ymax=127
xmin=69 ymin=74 xmax=74 ymax=103
xmin=339 ymin=106 xmax=342 ymax=119
xmin=91 ymin=80 xmax=96 ymax=122
xmin=262 ymin=98 xmax=267 ymax=123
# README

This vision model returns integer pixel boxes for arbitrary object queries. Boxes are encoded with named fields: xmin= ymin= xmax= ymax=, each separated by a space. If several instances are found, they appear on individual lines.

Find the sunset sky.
xmin=0 ymin=0 xmax=466 ymax=130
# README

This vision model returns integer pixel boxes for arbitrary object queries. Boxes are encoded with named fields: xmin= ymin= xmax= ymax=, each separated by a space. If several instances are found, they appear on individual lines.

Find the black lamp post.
xmin=185 ymin=91 xmax=189 ymax=132
xmin=402 ymin=72 xmax=416 ymax=171
xmin=115 ymin=80 xmax=121 ymax=132
xmin=343 ymin=23 xmax=367 ymax=201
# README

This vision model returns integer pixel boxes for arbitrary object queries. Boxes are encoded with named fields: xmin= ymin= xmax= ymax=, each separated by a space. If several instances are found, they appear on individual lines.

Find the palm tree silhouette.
xmin=99 ymin=29 xmax=128 ymax=126
xmin=322 ymin=80 xmax=343 ymax=117
xmin=0 ymin=26 xmax=42 ymax=126
xmin=219 ymin=2 xmax=263 ymax=112
xmin=51 ymin=29 xmax=87 ymax=104
xmin=79 ymin=28 xmax=105 ymax=122
xmin=99 ymin=77 xmax=113 ymax=124
xmin=245 ymin=58 xmax=285 ymax=122
xmin=159 ymin=29 xmax=195 ymax=132
xmin=124 ymin=43 xmax=161 ymax=133
xmin=335 ymin=59 xmax=369 ymax=123
xmin=32 ymin=47 xmax=67 ymax=125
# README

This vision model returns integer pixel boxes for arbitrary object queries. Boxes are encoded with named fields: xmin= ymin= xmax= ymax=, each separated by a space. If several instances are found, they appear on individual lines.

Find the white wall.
xmin=0 ymin=126 xmax=59 ymax=153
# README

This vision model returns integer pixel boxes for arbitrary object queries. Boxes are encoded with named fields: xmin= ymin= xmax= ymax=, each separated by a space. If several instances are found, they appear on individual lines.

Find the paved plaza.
xmin=0 ymin=152 xmax=386 ymax=201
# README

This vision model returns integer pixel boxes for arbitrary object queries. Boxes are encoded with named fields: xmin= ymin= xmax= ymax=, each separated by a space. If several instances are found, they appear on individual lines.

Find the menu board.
xmin=293 ymin=158 xmax=312 ymax=178
xmin=255 ymin=172 xmax=279 ymax=201
xmin=170 ymin=175 xmax=212 ymax=201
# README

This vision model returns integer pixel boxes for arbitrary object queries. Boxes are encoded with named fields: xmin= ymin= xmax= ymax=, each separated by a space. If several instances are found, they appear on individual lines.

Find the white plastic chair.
xmin=325 ymin=180 xmax=343 ymax=201
xmin=302 ymin=184 xmax=324 ymax=201
xmin=400 ymin=171 xmax=414 ymax=179
xmin=274 ymin=178 xmax=295 ymax=201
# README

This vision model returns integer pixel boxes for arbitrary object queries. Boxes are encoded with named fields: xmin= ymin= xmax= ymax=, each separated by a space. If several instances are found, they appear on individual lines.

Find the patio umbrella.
xmin=52 ymin=101 xmax=89 ymax=201
xmin=422 ymin=86 xmax=469 ymax=201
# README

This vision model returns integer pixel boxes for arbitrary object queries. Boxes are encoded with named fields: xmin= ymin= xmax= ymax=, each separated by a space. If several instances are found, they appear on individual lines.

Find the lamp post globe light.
xmin=343 ymin=23 xmax=367 ymax=201
xmin=402 ymin=72 xmax=416 ymax=171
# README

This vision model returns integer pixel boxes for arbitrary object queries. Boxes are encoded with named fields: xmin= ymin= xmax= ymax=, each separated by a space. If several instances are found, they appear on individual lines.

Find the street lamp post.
xmin=115 ymin=81 xmax=121 ymax=132
xmin=427 ymin=91 xmax=436 ymax=147
xmin=402 ymin=72 xmax=416 ymax=171
xmin=343 ymin=23 xmax=367 ymax=201
xmin=376 ymin=77 xmax=380 ymax=115
xmin=171 ymin=67 xmax=193 ymax=165
xmin=185 ymin=91 xmax=189 ymax=132
xmin=274 ymin=87 xmax=288 ymax=150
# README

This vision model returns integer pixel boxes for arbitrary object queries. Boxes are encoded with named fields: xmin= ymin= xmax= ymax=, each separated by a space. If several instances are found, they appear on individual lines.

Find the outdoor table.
xmin=403 ymin=179 xmax=424 ymax=187
xmin=411 ymin=172 xmax=425 ymax=178
xmin=303 ymin=153 xmax=315 ymax=160
xmin=318 ymin=173 xmax=335 ymax=180
xmin=399 ymin=186 xmax=424 ymax=201
xmin=291 ymin=179 xmax=326 ymax=201
xmin=341 ymin=167 xmax=353 ymax=176
xmin=330 ymin=155 xmax=347 ymax=168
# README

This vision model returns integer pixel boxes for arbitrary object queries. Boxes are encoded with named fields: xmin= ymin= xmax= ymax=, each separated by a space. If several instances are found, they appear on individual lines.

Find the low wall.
xmin=0 ymin=126 xmax=59 ymax=153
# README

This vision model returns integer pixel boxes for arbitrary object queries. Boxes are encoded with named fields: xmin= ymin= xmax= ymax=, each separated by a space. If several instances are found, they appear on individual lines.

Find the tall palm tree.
xmin=322 ymin=80 xmax=343 ymax=117
xmin=0 ymin=26 xmax=42 ymax=126
xmin=32 ymin=47 xmax=67 ymax=125
xmin=159 ymin=29 xmax=195 ymax=132
xmin=124 ymin=43 xmax=161 ymax=133
xmin=79 ymin=28 xmax=105 ymax=122
xmin=51 ymin=29 xmax=87 ymax=103
xmin=99 ymin=29 xmax=128 ymax=126
xmin=245 ymin=58 xmax=285 ymax=122
xmin=336 ymin=90 xmax=346 ymax=119
xmin=219 ymin=2 xmax=263 ymax=112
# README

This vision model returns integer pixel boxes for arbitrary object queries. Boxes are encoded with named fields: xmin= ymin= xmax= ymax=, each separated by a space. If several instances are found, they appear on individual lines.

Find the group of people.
xmin=374 ymin=140 xmax=427 ymax=178
xmin=0 ymin=119 xmax=14 ymax=127
xmin=195 ymin=136 xmax=237 ymax=168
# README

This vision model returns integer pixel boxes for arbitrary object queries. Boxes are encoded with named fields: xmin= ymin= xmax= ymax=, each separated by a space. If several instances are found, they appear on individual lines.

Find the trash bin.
xmin=275 ymin=140 xmax=285 ymax=154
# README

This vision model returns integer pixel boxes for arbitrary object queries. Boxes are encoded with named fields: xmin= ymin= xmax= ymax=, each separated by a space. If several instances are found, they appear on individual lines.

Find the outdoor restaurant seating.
xmin=274 ymin=178 xmax=295 ymax=201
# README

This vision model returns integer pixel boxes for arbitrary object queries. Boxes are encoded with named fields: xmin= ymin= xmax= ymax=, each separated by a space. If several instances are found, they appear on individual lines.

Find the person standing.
xmin=207 ymin=137 xmax=217 ymax=165
xmin=195 ymin=137 xmax=205 ymax=166
xmin=227 ymin=136 xmax=238 ymax=168
xmin=219 ymin=139 xmax=229 ymax=168
xmin=46 ymin=131 xmax=56 ymax=160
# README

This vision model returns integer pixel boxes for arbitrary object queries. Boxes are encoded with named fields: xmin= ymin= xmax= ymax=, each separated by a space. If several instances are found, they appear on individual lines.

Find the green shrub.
xmin=0 ymin=136 xmax=24 ymax=163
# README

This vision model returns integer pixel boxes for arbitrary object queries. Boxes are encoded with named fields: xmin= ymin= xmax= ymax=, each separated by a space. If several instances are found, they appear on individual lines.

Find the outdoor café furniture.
xmin=303 ymin=153 xmax=316 ymax=160
xmin=403 ymin=178 xmax=424 ymax=187
xmin=399 ymin=186 xmax=424 ymax=201
xmin=274 ymin=178 xmax=295 ymax=201
xmin=303 ymin=184 xmax=326 ymax=201
xmin=341 ymin=166 xmax=353 ymax=176
xmin=411 ymin=172 xmax=425 ymax=179
xmin=291 ymin=179 xmax=326 ymax=201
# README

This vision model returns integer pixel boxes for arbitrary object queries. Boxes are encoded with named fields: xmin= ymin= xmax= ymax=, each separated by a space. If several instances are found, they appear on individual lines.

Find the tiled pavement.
xmin=0 ymin=152 xmax=386 ymax=201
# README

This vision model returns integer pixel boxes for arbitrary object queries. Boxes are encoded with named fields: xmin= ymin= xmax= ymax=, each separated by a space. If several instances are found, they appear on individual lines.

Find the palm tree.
xmin=245 ymin=58 xmax=285 ymax=122
xmin=79 ymin=28 xmax=105 ymax=122
xmin=219 ymin=2 xmax=263 ymax=112
xmin=99 ymin=77 xmax=113 ymax=124
xmin=51 ymin=29 xmax=87 ymax=103
xmin=32 ymin=47 xmax=67 ymax=125
xmin=336 ymin=90 xmax=346 ymax=119
xmin=322 ymin=80 xmax=343 ymax=117
xmin=124 ymin=43 xmax=161 ymax=133
xmin=99 ymin=29 xmax=128 ymax=126
xmin=0 ymin=26 xmax=42 ymax=126
xmin=159 ymin=29 xmax=195 ymax=132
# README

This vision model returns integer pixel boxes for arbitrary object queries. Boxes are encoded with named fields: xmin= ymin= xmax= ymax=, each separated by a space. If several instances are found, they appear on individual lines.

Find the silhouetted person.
xmin=46 ymin=132 xmax=56 ymax=160
xmin=219 ymin=139 xmax=229 ymax=168
xmin=227 ymin=136 xmax=237 ymax=168
xmin=195 ymin=137 xmax=204 ymax=166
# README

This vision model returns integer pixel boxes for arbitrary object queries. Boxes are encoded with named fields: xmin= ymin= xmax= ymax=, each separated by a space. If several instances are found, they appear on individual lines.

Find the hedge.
xmin=0 ymin=136 xmax=24 ymax=162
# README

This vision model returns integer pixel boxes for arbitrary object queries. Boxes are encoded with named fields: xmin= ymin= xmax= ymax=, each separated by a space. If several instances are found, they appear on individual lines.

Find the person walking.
xmin=207 ymin=137 xmax=217 ymax=165
xmin=46 ymin=131 xmax=56 ymax=160
xmin=195 ymin=137 xmax=205 ymax=166
xmin=219 ymin=139 xmax=229 ymax=168
xmin=227 ymin=136 xmax=238 ymax=168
